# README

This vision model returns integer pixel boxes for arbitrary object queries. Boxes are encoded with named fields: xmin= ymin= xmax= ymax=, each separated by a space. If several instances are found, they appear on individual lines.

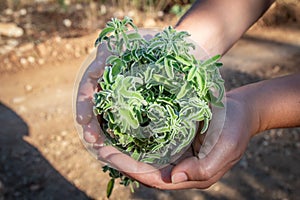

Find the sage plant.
xmin=93 ymin=17 xmax=224 ymax=197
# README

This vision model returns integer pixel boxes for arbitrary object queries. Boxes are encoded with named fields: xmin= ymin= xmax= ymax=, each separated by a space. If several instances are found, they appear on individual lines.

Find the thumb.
xmin=171 ymin=157 xmax=204 ymax=184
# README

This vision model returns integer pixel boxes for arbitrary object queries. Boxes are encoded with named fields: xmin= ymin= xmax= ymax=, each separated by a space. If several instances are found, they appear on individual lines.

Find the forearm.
xmin=227 ymin=74 xmax=300 ymax=136
xmin=175 ymin=0 xmax=275 ymax=55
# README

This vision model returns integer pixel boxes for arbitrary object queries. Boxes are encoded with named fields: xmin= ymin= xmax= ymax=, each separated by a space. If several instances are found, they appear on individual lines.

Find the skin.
xmin=76 ymin=0 xmax=300 ymax=190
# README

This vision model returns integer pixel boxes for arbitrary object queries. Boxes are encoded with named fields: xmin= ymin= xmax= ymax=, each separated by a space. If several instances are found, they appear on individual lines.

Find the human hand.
xmin=97 ymin=93 xmax=255 ymax=190
xmin=76 ymin=42 xmax=112 ymax=145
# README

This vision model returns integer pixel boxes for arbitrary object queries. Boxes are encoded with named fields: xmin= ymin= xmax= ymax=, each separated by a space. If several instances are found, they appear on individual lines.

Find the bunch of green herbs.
xmin=93 ymin=17 xmax=224 ymax=197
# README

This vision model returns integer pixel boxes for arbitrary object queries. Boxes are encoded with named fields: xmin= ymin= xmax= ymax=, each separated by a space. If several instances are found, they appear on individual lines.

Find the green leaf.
xmin=187 ymin=65 xmax=197 ymax=81
xmin=164 ymin=58 xmax=174 ymax=79
xmin=103 ymin=67 xmax=112 ymax=84
xmin=107 ymin=178 xmax=115 ymax=198
xmin=201 ymin=117 xmax=209 ymax=133
xmin=131 ymin=149 xmax=140 ymax=160
xmin=95 ymin=27 xmax=115 ymax=47
xmin=147 ymin=41 xmax=164 ymax=53
xmin=176 ymin=81 xmax=189 ymax=99
xmin=175 ymin=55 xmax=191 ymax=66
xmin=111 ymin=59 xmax=124 ymax=76
xmin=121 ymin=31 xmax=130 ymax=49
xmin=119 ymin=108 xmax=139 ymax=129
xmin=201 ymin=54 xmax=221 ymax=68
xmin=127 ymin=32 xmax=142 ymax=41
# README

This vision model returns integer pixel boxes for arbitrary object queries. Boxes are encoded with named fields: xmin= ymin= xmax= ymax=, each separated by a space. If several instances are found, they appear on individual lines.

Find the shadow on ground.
xmin=0 ymin=102 xmax=92 ymax=200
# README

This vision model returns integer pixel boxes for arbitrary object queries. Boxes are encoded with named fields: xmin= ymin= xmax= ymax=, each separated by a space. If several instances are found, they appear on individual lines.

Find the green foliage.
xmin=103 ymin=165 xmax=139 ymax=198
xmin=93 ymin=17 xmax=224 ymax=197
xmin=170 ymin=3 xmax=192 ymax=17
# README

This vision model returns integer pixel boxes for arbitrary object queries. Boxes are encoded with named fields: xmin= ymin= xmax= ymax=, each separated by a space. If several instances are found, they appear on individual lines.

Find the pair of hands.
xmin=75 ymin=43 xmax=253 ymax=190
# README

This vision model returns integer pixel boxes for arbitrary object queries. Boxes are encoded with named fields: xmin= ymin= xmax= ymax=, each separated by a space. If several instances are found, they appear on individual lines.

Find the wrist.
xmin=226 ymin=86 xmax=262 ymax=138
xmin=226 ymin=74 xmax=300 ymax=137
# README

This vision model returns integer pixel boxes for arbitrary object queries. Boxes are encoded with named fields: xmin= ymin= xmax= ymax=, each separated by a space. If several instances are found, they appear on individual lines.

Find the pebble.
xmin=20 ymin=57 xmax=28 ymax=65
xmin=24 ymin=84 xmax=33 ymax=92
xmin=100 ymin=5 xmax=107 ymax=15
xmin=38 ymin=58 xmax=45 ymax=65
xmin=12 ymin=96 xmax=26 ymax=104
xmin=27 ymin=56 xmax=35 ymax=64
xmin=63 ymin=19 xmax=72 ymax=28
xmin=0 ymin=45 xmax=14 ymax=54
xmin=56 ymin=135 xmax=62 ymax=142
xmin=52 ymin=50 xmax=58 ymax=57
xmin=75 ymin=51 xmax=81 ymax=58
xmin=4 ymin=8 xmax=13 ymax=15
xmin=75 ymin=3 xmax=83 ymax=10
xmin=7 ymin=39 xmax=19 ymax=47
xmin=60 ymin=130 xmax=68 ymax=136
xmin=18 ymin=43 xmax=34 ymax=52
xmin=61 ymin=141 xmax=69 ymax=147
xmin=54 ymin=36 xmax=62 ymax=43
xmin=19 ymin=8 xmax=27 ymax=16
xmin=18 ymin=105 xmax=27 ymax=113
xmin=0 ymin=22 xmax=24 ymax=37
xmin=157 ymin=11 xmax=164 ymax=17
xmin=29 ymin=184 xmax=41 ymax=191
xmin=36 ymin=43 xmax=47 ymax=56
xmin=65 ymin=43 xmax=72 ymax=50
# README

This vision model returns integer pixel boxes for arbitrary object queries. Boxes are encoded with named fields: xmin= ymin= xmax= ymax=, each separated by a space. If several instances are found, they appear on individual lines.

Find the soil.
xmin=0 ymin=2 xmax=300 ymax=200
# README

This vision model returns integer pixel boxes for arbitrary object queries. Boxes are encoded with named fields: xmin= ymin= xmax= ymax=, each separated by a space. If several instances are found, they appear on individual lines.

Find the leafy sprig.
xmin=93 ymin=17 xmax=225 ymax=198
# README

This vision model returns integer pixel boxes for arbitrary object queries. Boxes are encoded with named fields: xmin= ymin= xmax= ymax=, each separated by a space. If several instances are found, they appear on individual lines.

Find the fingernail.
xmin=172 ymin=172 xmax=188 ymax=184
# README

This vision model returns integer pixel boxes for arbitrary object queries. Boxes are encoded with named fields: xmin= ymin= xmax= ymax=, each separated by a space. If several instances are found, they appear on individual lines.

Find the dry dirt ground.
xmin=0 ymin=4 xmax=300 ymax=200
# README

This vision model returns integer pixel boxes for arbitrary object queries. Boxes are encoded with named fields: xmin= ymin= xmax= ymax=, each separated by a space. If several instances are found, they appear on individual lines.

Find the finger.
xmin=160 ymin=160 xmax=236 ymax=190
xmin=88 ymin=42 xmax=111 ymax=79
xmin=76 ymin=43 xmax=111 ymax=124
xmin=82 ymin=117 xmax=102 ymax=143
xmin=171 ymin=105 xmax=248 ymax=183
xmin=97 ymin=146 xmax=173 ymax=187
xmin=87 ymin=60 xmax=105 ymax=79
xmin=98 ymin=146 xmax=157 ymax=174
xmin=76 ymin=77 xmax=97 ymax=124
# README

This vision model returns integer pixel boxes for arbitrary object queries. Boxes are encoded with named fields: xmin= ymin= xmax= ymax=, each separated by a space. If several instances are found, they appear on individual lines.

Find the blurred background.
xmin=0 ymin=0 xmax=299 ymax=199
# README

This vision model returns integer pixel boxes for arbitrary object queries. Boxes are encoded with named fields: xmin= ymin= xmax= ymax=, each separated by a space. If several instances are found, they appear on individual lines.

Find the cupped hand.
xmin=76 ymin=43 xmax=111 ymax=145
xmin=97 ymin=93 xmax=255 ymax=190
xmin=75 ymin=39 xmax=255 ymax=191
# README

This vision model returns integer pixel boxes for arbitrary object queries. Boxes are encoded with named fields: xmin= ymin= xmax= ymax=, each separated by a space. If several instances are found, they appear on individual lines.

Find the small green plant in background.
xmin=93 ymin=17 xmax=224 ymax=198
